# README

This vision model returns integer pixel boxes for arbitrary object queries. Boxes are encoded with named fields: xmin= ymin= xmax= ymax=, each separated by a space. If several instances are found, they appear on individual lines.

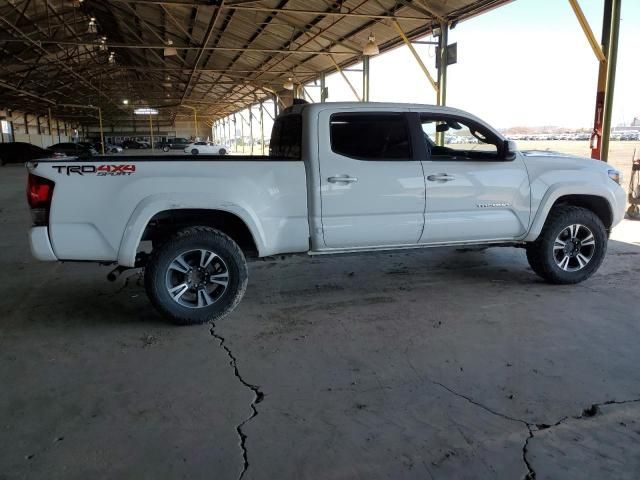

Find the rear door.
xmin=414 ymin=112 xmax=530 ymax=243
xmin=318 ymin=111 xmax=426 ymax=249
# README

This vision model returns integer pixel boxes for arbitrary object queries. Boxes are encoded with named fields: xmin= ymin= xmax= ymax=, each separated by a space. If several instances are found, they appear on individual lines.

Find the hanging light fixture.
xmin=283 ymin=77 xmax=294 ymax=90
xmin=87 ymin=17 xmax=97 ymax=34
xmin=108 ymin=51 xmax=116 ymax=64
xmin=362 ymin=34 xmax=379 ymax=56
xmin=73 ymin=0 xmax=84 ymax=7
xmin=164 ymin=39 xmax=178 ymax=57
xmin=99 ymin=36 xmax=107 ymax=51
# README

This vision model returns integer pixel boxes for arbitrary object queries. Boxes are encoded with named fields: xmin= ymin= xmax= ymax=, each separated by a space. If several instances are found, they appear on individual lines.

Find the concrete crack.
xmin=211 ymin=323 xmax=264 ymax=480
xmin=408 ymin=358 xmax=640 ymax=480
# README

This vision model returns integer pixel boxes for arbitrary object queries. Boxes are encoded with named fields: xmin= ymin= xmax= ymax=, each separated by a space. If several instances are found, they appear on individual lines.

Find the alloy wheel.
xmin=164 ymin=249 xmax=229 ymax=308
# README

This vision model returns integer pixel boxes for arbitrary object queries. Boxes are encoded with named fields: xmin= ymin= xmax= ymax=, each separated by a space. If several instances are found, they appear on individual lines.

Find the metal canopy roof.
xmin=0 ymin=0 xmax=512 ymax=126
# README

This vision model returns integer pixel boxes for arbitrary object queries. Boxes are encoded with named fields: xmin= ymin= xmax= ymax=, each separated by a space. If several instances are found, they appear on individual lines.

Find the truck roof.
xmin=282 ymin=101 xmax=502 ymax=139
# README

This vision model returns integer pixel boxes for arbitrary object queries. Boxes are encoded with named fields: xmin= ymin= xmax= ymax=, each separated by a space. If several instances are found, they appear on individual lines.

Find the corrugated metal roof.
xmin=0 ymin=0 xmax=512 ymax=126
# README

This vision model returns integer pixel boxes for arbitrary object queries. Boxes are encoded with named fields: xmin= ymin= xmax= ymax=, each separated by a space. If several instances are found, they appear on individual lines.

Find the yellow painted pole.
xmin=568 ymin=0 xmax=607 ymax=62
xmin=98 ymin=107 xmax=105 ymax=154
xmin=393 ymin=20 xmax=438 ymax=92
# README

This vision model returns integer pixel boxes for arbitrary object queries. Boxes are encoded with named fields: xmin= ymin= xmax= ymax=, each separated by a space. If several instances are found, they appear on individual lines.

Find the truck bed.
xmin=28 ymin=156 xmax=309 ymax=265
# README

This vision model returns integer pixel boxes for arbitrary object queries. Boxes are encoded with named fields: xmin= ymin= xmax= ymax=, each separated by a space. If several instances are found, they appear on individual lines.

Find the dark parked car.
xmin=160 ymin=137 xmax=191 ymax=152
xmin=0 ymin=142 xmax=53 ymax=165
xmin=47 ymin=142 xmax=98 ymax=158
xmin=121 ymin=140 xmax=146 ymax=149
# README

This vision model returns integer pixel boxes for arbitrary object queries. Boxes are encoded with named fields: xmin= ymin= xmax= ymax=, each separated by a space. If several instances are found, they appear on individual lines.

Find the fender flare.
xmin=117 ymin=194 xmax=267 ymax=266
xmin=522 ymin=183 xmax=616 ymax=242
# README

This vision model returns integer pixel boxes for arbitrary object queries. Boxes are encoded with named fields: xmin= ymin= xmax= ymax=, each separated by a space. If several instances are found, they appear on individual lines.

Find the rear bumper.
xmin=29 ymin=227 xmax=58 ymax=261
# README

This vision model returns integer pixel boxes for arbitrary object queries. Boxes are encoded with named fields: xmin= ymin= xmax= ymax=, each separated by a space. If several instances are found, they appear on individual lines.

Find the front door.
xmin=318 ymin=111 xmax=426 ymax=249
xmin=415 ymin=112 xmax=531 ymax=243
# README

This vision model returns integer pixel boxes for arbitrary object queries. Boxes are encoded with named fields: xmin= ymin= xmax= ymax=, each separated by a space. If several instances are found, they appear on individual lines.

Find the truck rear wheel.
xmin=144 ymin=227 xmax=248 ymax=325
xmin=526 ymin=205 xmax=607 ymax=284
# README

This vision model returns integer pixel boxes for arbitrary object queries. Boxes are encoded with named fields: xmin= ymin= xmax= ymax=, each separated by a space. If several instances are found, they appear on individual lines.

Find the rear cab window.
xmin=270 ymin=114 xmax=302 ymax=159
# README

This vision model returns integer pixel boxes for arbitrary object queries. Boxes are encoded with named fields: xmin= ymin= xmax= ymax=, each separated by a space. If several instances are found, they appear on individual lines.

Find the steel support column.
xmin=149 ymin=114 xmax=154 ymax=150
xmin=320 ymin=72 xmax=327 ymax=102
xmin=233 ymin=113 xmax=237 ymax=152
xmin=436 ymin=21 xmax=449 ymax=145
xmin=362 ymin=56 xmax=370 ymax=102
xmin=98 ymin=108 xmax=105 ymax=154
xmin=249 ymin=107 xmax=254 ymax=155
xmin=260 ymin=102 xmax=265 ymax=155
xmin=600 ymin=0 xmax=621 ymax=162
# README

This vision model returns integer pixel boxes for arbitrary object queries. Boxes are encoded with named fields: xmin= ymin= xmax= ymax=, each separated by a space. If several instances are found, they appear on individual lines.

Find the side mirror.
xmin=503 ymin=139 xmax=518 ymax=160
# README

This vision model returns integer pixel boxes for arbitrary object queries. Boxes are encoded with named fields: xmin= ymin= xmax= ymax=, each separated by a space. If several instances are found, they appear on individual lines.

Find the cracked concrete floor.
xmin=1 ymin=164 xmax=640 ymax=479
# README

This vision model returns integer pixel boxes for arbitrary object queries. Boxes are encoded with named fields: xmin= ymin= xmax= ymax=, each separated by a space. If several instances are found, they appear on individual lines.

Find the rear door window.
xmin=330 ymin=113 xmax=412 ymax=160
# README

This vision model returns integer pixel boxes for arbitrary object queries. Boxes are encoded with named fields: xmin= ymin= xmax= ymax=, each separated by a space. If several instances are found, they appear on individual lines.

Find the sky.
xmin=317 ymin=0 xmax=640 ymax=129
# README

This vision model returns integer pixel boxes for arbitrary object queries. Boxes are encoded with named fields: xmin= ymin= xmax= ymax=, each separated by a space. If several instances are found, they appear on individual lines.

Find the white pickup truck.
xmin=27 ymin=102 xmax=626 ymax=325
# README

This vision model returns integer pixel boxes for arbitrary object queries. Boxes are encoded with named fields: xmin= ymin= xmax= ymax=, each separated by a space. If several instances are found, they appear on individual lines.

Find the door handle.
xmin=328 ymin=176 xmax=358 ymax=184
xmin=427 ymin=173 xmax=455 ymax=182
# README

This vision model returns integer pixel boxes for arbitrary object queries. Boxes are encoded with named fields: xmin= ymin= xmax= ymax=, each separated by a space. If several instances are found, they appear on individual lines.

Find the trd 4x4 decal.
xmin=52 ymin=164 xmax=136 ymax=176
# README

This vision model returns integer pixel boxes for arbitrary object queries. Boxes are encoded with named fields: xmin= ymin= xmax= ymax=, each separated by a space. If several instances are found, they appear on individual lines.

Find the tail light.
xmin=27 ymin=173 xmax=55 ymax=226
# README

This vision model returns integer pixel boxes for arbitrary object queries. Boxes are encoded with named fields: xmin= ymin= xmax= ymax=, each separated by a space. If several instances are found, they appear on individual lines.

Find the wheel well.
xmin=142 ymin=209 xmax=258 ymax=256
xmin=552 ymin=195 xmax=613 ymax=230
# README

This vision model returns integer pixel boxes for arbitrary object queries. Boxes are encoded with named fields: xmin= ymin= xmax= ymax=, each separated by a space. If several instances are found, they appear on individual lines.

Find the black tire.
xmin=144 ymin=227 xmax=248 ymax=325
xmin=526 ymin=205 xmax=607 ymax=284
xmin=219 ymin=148 xmax=227 ymax=155
xmin=191 ymin=148 xmax=199 ymax=155
xmin=162 ymin=146 xmax=170 ymax=152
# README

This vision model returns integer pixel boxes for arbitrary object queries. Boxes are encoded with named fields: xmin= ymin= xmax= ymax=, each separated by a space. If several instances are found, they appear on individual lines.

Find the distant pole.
xmin=98 ymin=107 xmax=105 ymax=154
xmin=194 ymin=109 xmax=198 ymax=139
xmin=320 ymin=72 xmax=327 ymax=102
xmin=149 ymin=114 xmax=154 ymax=150
xmin=362 ymin=56 xmax=370 ymax=102
xmin=240 ymin=113 xmax=245 ymax=153
xmin=260 ymin=102 xmax=265 ymax=155
xmin=47 ymin=107 xmax=53 ymax=140
xmin=249 ymin=106 xmax=254 ymax=155
xmin=233 ymin=113 xmax=237 ymax=152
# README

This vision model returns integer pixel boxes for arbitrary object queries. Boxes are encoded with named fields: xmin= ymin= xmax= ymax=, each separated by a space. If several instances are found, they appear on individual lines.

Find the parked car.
xmin=86 ymin=142 xmax=122 ymax=153
xmin=121 ymin=140 xmax=146 ymax=149
xmin=26 ymin=102 xmax=626 ymax=325
xmin=160 ymin=138 xmax=191 ymax=152
xmin=105 ymin=144 xmax=124 ymax=153
xmin=47 ymin=142 xmax=97 ymax=159
xmin=184 ymin=142 xmax=227 ymax=155
xmin=0 ymin=142 xmax=53 ymax=166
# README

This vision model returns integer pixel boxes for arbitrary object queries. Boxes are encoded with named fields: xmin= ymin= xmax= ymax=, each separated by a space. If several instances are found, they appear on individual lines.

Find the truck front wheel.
xmin=144 ymin=227 xmax=248 ymax=325
xmin=526 ymin=206 xmax=607 ymax=284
